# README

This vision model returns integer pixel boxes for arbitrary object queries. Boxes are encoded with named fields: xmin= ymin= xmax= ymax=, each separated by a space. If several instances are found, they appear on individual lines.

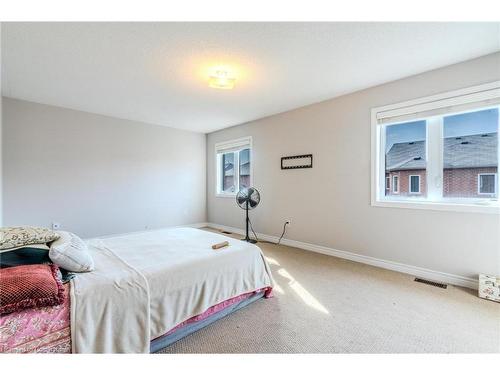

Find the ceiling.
xmin=2 ymin=22 xmax=499 ymax=133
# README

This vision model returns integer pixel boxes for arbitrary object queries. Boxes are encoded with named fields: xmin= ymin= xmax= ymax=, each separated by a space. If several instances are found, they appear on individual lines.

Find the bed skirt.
xmin=150 ymin=290 xmax=266 ymax=353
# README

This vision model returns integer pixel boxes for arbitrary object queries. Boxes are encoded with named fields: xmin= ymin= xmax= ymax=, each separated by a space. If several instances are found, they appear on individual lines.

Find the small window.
xmin=392 ymin=175 xmax=399 ymax=193
xmin=385 ymin=176 xmax=390 ymax=190
xmin=215 ymin=137 xmax=252 ymax=196
xmin=478 ymin=174 xmax=497 ymax=195
xmin=409 ymin=175 xmax=420 ymax=194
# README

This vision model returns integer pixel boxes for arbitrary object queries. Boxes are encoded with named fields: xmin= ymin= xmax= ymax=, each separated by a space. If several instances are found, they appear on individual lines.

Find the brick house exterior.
xmin=386 ymin=132 xmax=497 ymax=198
xmin=386 ymin=169 xmax=427 ymax=197
xmin=443 ymin=167 xmax=497 ymax=198
xmin=222 ymin=161 xmax=250 ymax=192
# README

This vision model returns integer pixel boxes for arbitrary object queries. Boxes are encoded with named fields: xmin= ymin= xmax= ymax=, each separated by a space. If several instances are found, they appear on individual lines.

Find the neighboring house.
xmin=385 ymin=132 xmax=498 ymax=198
xmin=222 ymin=161 xmax=250 ymax=191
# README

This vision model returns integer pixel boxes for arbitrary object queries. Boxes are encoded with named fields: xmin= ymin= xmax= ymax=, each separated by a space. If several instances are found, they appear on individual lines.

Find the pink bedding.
xmin=0 ymin=285 xmax=271 ymax=353
xmin=0 ymin=284 xmax=71 ymax=353
xmin=157 ymin=287 xmax=272 ymax=338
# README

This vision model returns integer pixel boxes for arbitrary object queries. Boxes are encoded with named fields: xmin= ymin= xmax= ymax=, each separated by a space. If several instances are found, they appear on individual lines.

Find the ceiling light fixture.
xmin=208 ymin=70 xmax=236 ymax=89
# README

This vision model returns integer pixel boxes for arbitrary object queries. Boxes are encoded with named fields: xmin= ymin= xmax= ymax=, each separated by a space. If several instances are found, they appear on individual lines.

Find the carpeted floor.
xmin=157 ymin=228 xmax=500 ymax=353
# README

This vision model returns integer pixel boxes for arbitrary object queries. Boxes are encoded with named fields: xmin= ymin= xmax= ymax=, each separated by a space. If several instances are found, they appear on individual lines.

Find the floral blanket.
xmin=0 ymin=284 xmax=71 ymax=353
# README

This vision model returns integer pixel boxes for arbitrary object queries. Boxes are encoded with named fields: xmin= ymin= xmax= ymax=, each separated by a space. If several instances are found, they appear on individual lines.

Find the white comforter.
xmin=70 ymin=227 xmax=273 ymax=353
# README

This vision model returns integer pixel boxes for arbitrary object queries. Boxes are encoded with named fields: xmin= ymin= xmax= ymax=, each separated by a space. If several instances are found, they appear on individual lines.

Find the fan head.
xmin=236 ymin=187 xmax=260 ymax=210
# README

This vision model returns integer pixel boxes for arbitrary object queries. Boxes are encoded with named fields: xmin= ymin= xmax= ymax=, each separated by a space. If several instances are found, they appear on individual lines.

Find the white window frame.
xmin=371 ymin=81 xmax=500 ymax=214
xmin=215 ymin=136 xmax=253 ymax=197
xmin=392 ymin=175 xmax=399 ymax=194
xmin=409 ymin=175 xmax=421 ymax=194
xmin=385 ymin=176 xmax=390 ymax=190
xmin=478 ymin=173 xmax=497 ymax=195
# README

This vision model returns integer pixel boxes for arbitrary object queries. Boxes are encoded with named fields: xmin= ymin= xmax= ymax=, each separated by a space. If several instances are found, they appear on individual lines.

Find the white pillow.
xmin=49 ymin=231 xmax=94 ymax=272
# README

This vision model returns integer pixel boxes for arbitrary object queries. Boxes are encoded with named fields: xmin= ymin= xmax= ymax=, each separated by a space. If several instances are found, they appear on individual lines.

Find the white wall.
xmin=207 ymin=52 xmax=500 ymax=280
xmin=3 ymin=98 xmax=206 ymax=238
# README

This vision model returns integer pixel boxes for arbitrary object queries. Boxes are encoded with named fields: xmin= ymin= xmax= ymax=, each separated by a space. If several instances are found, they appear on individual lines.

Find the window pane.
xmin=479 ymin=174 xmax=496 ymax=194
xmin=392 ymin=175 xmax=399 ymax=193
xmin=239 ymin=148 xmax=250 ymax=190
xmin=385 ymin=121 xmax=427 ymax=197
xmin=410 ymin=175 xmax=420 ymax=193
xmin=443 ymin=108 xmax=498 ymax=199
xmin=222 ymin=152 xmax=235 ymax=193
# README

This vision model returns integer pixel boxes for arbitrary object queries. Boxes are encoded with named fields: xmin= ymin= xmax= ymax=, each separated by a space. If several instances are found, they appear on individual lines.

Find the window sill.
xmin=372 ymin=199 xmax=499 ymax=214
xmin=215 ymin=193 xmax=237 ymax=198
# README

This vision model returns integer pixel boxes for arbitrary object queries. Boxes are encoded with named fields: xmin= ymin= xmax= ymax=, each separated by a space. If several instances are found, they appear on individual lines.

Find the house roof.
xmin=386 ymin=140 xmax=426 ymax=171
xmin=386 ymin=132 xmax=498 ymax=171
xmin=223 ymin=162 xmax=250 ymax=176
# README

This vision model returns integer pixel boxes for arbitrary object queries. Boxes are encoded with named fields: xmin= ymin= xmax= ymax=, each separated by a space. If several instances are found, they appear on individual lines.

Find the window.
xmin=478 ymin=173 xmax=497 ymax=195
xmin=392 ymin=175 xmax=399 ymax=193
xmin=409 ymin=175 xmax=420 ymax=194
xmin=443 ymin=109 xmax=498 ymax=199
xmin=215 ymin=137 xmax=252 ymax=196
xmin=239 ymin=148 xmax=251 ymax=190
xmin=221 ymin=152 xmax=235 ymax=193
xmin=385 ymin=120 xmax=426 ymax=197
xmin=372 ymin=81 xmax=500 ymax=214
xmin=385 ymin=176 xmax=390 ymax=190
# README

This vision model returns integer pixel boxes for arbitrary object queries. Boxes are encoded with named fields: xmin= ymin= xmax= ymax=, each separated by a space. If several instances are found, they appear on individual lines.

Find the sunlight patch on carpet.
xmin=277 ymin=268 xmax=329 ymax=315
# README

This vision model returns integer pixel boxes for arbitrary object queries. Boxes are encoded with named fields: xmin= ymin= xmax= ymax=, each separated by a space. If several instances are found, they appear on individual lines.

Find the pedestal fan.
xmin=236 ymin=187 xmax=260 ymax=243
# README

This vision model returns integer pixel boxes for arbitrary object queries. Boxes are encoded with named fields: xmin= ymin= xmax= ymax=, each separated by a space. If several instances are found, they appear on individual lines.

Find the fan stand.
xmin=242 ymin=200 xmax=257 ymax=244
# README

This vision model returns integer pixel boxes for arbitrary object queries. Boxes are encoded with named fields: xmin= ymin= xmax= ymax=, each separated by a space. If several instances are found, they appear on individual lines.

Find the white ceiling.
xmin=2 ymin=22 xmax=500 ymax=133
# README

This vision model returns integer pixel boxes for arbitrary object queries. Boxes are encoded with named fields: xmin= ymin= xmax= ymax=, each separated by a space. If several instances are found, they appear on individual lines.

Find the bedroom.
xmin=0 ymin=1 xmax=499 ymax=373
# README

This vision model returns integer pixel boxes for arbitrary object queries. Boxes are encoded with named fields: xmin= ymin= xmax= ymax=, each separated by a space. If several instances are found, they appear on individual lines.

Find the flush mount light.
xmin=208 ymin=70 xmax=236 ymax=89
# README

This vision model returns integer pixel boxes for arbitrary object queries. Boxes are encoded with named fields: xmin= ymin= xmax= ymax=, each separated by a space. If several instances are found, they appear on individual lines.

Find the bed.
xmin=0 ymin=227 xmax=273 ymax=353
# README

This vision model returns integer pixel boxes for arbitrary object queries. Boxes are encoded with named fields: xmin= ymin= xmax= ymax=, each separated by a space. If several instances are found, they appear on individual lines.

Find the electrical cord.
xmin=248 ymin=217 xmax=260 ymax=241
xmin=248 ymin=217 xmax=289 ymax=245
xmin=276 ymin=221 xmax=288 ymax=245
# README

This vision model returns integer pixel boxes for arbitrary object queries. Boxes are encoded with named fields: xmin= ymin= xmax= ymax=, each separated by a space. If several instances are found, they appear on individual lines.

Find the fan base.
xmin=241 ymin=238 xmax=258 ymax=244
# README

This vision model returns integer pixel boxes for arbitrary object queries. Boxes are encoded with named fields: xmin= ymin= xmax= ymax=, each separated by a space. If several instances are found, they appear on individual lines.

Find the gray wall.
xmin=3 ymin=98 xmax=206 ymax=238
xmin=207 ymin=52 xmax=500 ymax=279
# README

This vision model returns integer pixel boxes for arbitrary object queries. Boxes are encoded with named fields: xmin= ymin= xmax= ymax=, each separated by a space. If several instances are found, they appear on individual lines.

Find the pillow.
xmin=0 ymin=227 xmax=60 ymax=252
xmin=49 ymin=231 xmax=94 ymax=272
xmin=0 ymin=264 xmax=65 ymax=315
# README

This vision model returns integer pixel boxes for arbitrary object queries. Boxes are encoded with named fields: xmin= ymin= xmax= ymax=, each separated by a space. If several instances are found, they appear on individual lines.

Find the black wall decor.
xmin=281 ymin=154 xmax=313 ymax=170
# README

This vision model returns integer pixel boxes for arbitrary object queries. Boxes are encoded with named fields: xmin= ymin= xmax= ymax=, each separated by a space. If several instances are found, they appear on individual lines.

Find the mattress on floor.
xmin=0 ymin=284 xmax=269 ymax=353
xmin=72 ymin=227 xmax=273 ymax=353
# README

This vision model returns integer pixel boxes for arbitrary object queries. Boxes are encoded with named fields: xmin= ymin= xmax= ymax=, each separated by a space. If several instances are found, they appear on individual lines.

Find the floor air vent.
xmin=414 ymin=278 xmax=447 ymax=289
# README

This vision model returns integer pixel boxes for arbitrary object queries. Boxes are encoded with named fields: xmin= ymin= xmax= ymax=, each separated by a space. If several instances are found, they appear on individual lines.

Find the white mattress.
xmin=70 ymin=227 xmax=273 ymax=353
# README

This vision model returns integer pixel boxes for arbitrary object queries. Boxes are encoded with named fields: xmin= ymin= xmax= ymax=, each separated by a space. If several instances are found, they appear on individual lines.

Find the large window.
xmin=372 ymin=81 xmax=500 ymax=213
xmin=215 ymin=137 xmax=252 ymax=196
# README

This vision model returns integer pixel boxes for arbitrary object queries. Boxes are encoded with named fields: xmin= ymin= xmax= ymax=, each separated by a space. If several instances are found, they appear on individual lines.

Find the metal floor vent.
xmin=414 ymin=278 xmax=447 ymax=289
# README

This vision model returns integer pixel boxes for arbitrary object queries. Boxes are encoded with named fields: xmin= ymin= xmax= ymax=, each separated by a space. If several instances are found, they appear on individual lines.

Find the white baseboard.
xmin=186 ymin=222 xmax=209 ymax=229
xmin=207 ymin=222 xmax=478 ymax=290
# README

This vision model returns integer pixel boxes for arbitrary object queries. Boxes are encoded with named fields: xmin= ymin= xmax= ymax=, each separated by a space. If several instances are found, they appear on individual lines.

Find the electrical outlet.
xmin=285 ymin=219 xmax=291 ymax=226
xmin=52 ymin=222 xmax=61 ymax=230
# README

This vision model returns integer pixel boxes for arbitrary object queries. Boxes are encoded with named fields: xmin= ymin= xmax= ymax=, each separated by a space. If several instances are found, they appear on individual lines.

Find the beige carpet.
xmin=157 ymin=228 xmax=500 ymax=353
